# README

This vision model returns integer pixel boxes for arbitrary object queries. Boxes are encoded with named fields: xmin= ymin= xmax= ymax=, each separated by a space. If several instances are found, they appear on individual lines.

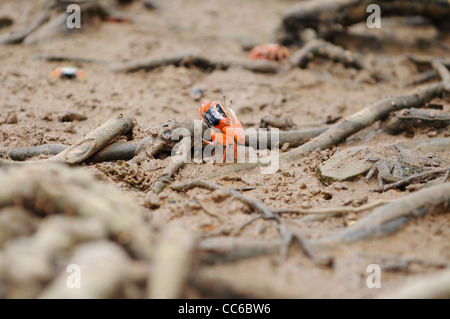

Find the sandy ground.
xmin=0 ymin=0 xmax=449 ymax=298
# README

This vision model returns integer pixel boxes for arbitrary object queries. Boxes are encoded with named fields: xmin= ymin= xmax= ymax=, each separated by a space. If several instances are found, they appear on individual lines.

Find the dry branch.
xmin=40 ymin=241 xmax=133 ymax=298
xmin=277 ymin=0 xmax=450 ymax=45
xmin=34 ymin=53 xmax=109 ymax=64
xmin=384 ymin=108 xmax=450 ymax=134
xmin=312 ymin=182 xmax=450 ymax=248
xmin=281 ymin=82 xmax=444 ymax=161
xmin=402 ymin=70 xmax=439 ymax=88
xmin=0 ymin=3 xmax=52 ymax=45
xmin=0 ymin=114 xmax=136 ymax=166
xmin=378 ymin=268 xmax=450 ymax=299
xmin=171 ymin=180 xmax=278 ymax=220
xmin=111 ymin=53 xmax=282 ymax=74
xmin=48 ymin=114 xmax=135 ymax=164
xmin=246 ymin=126 xmax=330 ymax=149
xmin=275 ymin=199 xmax=392 ymax=216
xmin=408 ymin=54 xmax=450 ymax=69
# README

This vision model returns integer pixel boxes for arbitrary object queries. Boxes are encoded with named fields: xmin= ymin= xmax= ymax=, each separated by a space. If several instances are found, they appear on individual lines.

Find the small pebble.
xmin=190 ymin=87 xmax=203 ymax=101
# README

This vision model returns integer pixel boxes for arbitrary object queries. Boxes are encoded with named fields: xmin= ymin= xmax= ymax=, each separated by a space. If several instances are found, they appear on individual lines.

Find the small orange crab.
xmin=50 ymin=67 xmax=86 ymax=80
xmin=198 ymin=100 xmax=244 ymax=162
xmin=249 ymin=43 xmax=291 ymax=62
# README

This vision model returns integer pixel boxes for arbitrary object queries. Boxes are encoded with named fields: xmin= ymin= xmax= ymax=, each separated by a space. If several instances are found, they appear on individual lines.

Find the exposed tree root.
xmin=312 ymin=182 xmax=450 ymax=248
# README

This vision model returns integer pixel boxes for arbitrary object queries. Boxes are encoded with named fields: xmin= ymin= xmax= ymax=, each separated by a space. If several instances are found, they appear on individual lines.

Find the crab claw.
xmin=76 ymin=69 xmax=86 ymax=80
xmin=49 ymin=67 xmax=62 ymax=78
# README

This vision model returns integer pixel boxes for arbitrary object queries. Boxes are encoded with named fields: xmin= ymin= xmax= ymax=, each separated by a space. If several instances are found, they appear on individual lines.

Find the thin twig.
xmin=274 ymin=199 xmax=392 ymax=216
xmin=193 ymin=196 xmax=223 ymax=221
xmin=375 ymin=168 xmax=450 ymax=192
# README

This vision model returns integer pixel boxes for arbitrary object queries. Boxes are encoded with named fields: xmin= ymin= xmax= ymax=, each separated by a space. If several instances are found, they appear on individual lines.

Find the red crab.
xmin=249 ymin=43 xmax=291 ymax=62
xmin=198 ymin=100 xmax=244 ymax=162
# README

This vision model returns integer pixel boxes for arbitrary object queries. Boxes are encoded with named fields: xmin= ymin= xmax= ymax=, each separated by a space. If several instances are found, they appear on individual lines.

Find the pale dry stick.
xmin=375 ymin=168 xmax=450 ymax=192
xmin=111 ymin=53 xmax=282 ymax=74
xmin=0 ymin=123 xmax=329 ymax=163
xmin=34 ymin=53 xmax=109 ymax=64
xmin=208 ymin=81 xmax=445 ymax=178
xmin=171 ymin=180 xmax=278 ymax=220
xmin=0 ymin=114 xmax=136 ymax=167
xmin=408 ymin=54 xmax=450 ymax=69
xmin=312 ymin=182 xmax=450 ymax=248
xmin=377 ymin=268 xmax=450 ymax=299
xmin=40 ymin=241 xmax=132 ymax=299
xmin=0 ymin=114 xmax=136 ymax=166
xmin=0 ymin=2 xmax=52 ymax=45
xmin=198 ymin=238 xmax=283 ymax=265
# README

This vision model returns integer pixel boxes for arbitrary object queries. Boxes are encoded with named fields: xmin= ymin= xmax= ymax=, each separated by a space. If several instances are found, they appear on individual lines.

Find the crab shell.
xmin=50 ymin=67 xmax=86 ymax=80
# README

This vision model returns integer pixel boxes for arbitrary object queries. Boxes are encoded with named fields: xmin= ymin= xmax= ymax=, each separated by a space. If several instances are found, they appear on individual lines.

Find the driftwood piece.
xmin=375 ymin=168 xmax=449 ymax=192
xmin=208 ymin=82 xmax=445 ymax=177
xmin=408 ymin=54 xmax=450 ymax=70
xmin=312 ymin=182 xmax=450 ymax=248
xmin=290 ymin=39 xmax=363 ymax=69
